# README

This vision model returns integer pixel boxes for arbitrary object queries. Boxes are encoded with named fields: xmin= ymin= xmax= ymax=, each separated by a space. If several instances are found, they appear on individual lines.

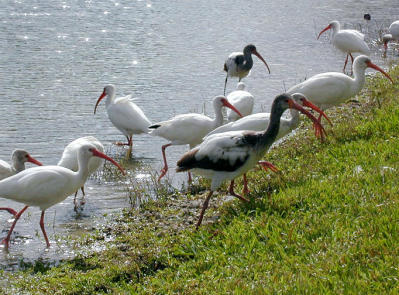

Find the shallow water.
xmin=0 ymin=0 xmax=398 ymax=268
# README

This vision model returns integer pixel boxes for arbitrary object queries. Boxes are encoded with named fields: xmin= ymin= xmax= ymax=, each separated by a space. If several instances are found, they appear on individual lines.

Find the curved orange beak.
xmin=288 ymin=99 xmax=327 ymax=141
xmin=366 ymin=61 xmax=394 ymax=84
xmin=27 ymin=155 xmax=43 ymax=166
xmin=253 ymin=50 xmax=271 ymax=74
xmin=301 ymin=98 xmax=333 ymax=126
xmin=221 ymin=98 xmax=243 ymax=118
xmin=91 ymin=148 xmax=126 ymax=175
xmin=94 ymin=90 xmax=106 ymax=114
xmin=317 ymin=24 xmax=331 ymax=40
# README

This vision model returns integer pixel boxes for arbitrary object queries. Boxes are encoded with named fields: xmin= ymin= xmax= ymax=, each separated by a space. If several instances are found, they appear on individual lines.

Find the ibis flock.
xmin=0 ymin=19 xmax=396 ymax=249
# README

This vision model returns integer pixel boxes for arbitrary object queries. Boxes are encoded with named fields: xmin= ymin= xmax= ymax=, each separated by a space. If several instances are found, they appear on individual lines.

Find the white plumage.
xmin=287 ymin=56 xmax=393 ymax=112
xmin=94 ymin=84 xmax=151 ymax=157
xmin=383 ymin=21 xmax=399 ymax=51
xmin=226 ymin=82 xmax=254 ymax=121
xmin=0 ymin=150 xmax=42 ymax=181
xmin=318 ymin=20 xmax=370 ymax=72
xmin=58 ymin=136 xmax=105 ymax=209
xmin=149 ymin=95 xmax=243 ymax=181
xmin=0 ymin=144 xmax=125 ymax=248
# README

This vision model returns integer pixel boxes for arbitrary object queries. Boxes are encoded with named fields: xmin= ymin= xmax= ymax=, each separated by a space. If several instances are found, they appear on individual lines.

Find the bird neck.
xmin=352 ymin=64 xmax=367 ymax=94
xmin=288 ymin=108 xmax=300 ymax=130
xmin=242 ymin=52 xmax=253 ymax=71
xmin=212 ymin=105 xmax=225 ymax=129
xmin=12 ymin=159 xmax=25 ymax=173
xmin=105 ymin=89 xmax=116 ymax=108
xmin=331 ymin=23 xmax=340 ymax=38
xmin=75 ymin=155 xmax=91 ymax=187
xmin=258 ymin=106 xmax=285 ymax=148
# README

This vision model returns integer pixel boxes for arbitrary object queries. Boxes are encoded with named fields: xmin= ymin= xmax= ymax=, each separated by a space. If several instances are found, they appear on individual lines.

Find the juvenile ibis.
xmin=176 ymin=94 xmax=325 ymax=228
xmin=226 ymin=82 xmax=254 ymax=122
xmin=223 ymin=44 xmax=271 ymax=95
xmin=58 ymin=136 xmax=104 ymax=210
xmin=287 ymin=55 xmax=394 ymax=124
xmin=149 ymin=96 xmax=243 ymax=181
xmin=205 ymin=93 xmax=329 ymax=194
xmin=317 ymin=20 xmax=370 ymax=73
xmin=0 ymin=150 xmax=42 ymax=216
xmin=0 ymin=144 xmax=125 ymax=248
xmin=94 ymin=84 xmax=151 ymax=158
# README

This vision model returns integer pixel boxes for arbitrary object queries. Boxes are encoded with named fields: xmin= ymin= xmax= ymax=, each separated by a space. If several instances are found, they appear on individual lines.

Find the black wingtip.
xmin=149 ymin=124 xmax=161 ymax=129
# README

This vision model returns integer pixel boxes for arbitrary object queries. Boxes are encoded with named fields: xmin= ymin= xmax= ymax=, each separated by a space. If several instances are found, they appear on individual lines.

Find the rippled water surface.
xmin=0 ymin=0 xmax=398 ymax=268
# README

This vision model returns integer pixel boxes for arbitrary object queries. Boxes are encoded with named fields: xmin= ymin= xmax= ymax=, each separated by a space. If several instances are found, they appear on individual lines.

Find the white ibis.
xmin=317 ymin=20 xmax=370 ymax=73
xmin=0 ymin=150 xmax=42 ymax=216
xmin=383 ymin=21 xmax=399 ymax=52
xmin=287 ymin=55 xmax=394 ymax=124
xmin=149 ymin=96 xmax=243 ymax=181
xmin=205 ymin=93 xmax=329 ymax=194
xmin=94 ymin=84 xmax=151 ymax=158
xmin=58 ymin=136 xmax=104 ymax=210
xmin=223 ymin=44 xmax=271 ymax=95
xmin=226 ymin=82 xmax=254 ymax=122
xmin=0 ymin=144 xmax=125 ymax=248
xmin=176 ymin=94 xmax=325 ymax=229
xmin=207 ymin=93 xmax=330 ymax=140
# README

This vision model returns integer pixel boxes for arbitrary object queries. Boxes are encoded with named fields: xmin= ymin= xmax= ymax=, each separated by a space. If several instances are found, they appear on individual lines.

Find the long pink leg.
xmin=39 ymin=211 xmax=50 ymax=248
xmin=343 ymin=54 xmax=349 ymax=73
xmin=258 ymin=161 xmax=279 ymax=173
xmin=1 ymin=205 xmax=29 ymax=248
xmin=196 ymin=191 xmax=213 ymax=229
xmin=0 ymin=208 xmax=18 ymax=216
xmin=158 ymin=143 xmax=172 ymax=181
xmin=188 ymin=172 xmax=192 ymax=184
xmin=242 ymin=174 xmax=250 ymax=195
xmin=228 ymin=180 xmax=249 ymax=202
xmin=115 ymin=135 xmax=131 ymax=146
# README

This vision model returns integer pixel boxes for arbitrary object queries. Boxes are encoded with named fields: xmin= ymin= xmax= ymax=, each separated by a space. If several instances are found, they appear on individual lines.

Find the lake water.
xmin=0 ymin=0 xmax=398 ymax=268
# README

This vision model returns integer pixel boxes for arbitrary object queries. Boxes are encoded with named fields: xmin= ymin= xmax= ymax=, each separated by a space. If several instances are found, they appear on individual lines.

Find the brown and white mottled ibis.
xmin=0 ymin=144 xmax=125 ymax=248
xmin=149 ymin=96 xmax=243 ymax=182
xmin=176 ymin=94 xmax=325 ymax=229
xmin=317 ymin=20 xmax=370 ymax=73
xmin=94 ymin=84 xmax=151 ymax=158
xmin=223 ymin=44 xmax=270 ymax=95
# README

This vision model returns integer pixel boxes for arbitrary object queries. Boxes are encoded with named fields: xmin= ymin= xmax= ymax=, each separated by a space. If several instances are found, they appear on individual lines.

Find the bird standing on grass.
xmin=176 ymin=94 xmax=326 ymax=229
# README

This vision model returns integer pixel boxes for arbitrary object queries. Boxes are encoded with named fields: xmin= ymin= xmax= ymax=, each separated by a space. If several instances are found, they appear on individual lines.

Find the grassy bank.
xmin=3 ymin=66 xmax=399 ymax=294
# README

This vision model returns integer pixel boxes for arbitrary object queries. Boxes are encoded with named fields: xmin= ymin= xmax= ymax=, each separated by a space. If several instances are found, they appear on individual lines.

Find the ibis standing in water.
xmin=0 ymin=150 xmax=42 ymax=216
xmin=223 ymin=44 xmax=271 ymax=95
xmin=226 ymin=82 xmax=254 ymax=122
xmin=317 ymin=20 xmax=370 ymax=73
xmin=176 ymin=94 xmax=325 ymax=229
xmin=58 ymin=136 xmax=104 ymax=210
xmin=383 ymin=21 xmax=399 ymax=53
xmin=94 ymin=85 xmax=151 ymax=158
xmin=0 ymin=144 xmax=125 ymax=248
xmin=287 ymin=55 xmax=394 ymax=126
xmin=149 ymin=96 xmax=243 ymax=181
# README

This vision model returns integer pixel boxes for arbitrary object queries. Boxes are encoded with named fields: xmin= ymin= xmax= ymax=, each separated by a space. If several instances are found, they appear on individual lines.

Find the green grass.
xmin=3 ymin=66 xmax=399 ymax=294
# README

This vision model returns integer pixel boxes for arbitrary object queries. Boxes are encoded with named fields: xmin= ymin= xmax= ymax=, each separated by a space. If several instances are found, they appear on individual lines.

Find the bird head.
xmin=354 ymin=56 xmax=394 ymax=84
xmin=291 ymin=93 xmax=332 ymax=126
xmin=94 ymin=84 xmax=115 ymax=114
xmin=214 ymin=96 xmax=243 ymax=118
xmin=12 ymin=150 xmax=42 ymax=168
xmin=79 ymin=144 xmax=125 ymax=175
xmin=317 ymin=21 xmax=339 ymax=40
xmin=244 ymin=44 xmax=271 ymax=74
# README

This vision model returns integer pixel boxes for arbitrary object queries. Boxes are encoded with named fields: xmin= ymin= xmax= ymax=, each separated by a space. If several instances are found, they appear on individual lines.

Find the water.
xmin=0 ymin=0 xmax=398 ymax=268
